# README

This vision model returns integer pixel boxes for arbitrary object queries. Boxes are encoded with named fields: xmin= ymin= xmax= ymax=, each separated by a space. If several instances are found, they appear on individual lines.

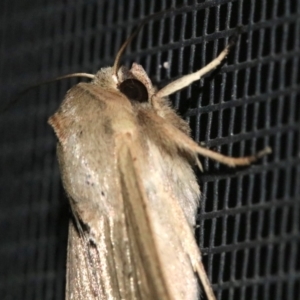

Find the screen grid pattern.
xmin=0 ymin=1 xmax=299 ymax=299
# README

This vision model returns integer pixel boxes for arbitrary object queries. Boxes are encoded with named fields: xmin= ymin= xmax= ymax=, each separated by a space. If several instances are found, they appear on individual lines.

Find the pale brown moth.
xmin=48 ymin=21 xmax=271 ymax=300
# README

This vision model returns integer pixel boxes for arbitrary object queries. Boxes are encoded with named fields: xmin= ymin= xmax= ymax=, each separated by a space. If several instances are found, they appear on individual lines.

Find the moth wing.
xmin=116 ymin=136 xmax=173 ymax=300
xmin=59 ymin=130 xmax=172 ymax=298
xmin=115 ymin=117 xmax=217 ymax=300
xmin=65 ymin=215 xmax=126 ymax=299
xmin=64 ymin=140 xmax=173 ymax=300
xmin=50 ymin=82 xmax=173 ymax=299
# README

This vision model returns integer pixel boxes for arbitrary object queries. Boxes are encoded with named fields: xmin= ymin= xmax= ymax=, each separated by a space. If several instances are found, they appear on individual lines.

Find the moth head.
xmin=108 ymin=22 xmax=158 ymax=105
xmin=115 ymin=63 xmax=156 ymax=105
xmin=118 ymin=79 xmax=148 ymax=103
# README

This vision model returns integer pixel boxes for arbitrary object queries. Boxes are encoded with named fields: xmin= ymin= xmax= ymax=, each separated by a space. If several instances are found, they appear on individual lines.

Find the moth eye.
xmin=119 ymin=79 xmax=148 ymax=103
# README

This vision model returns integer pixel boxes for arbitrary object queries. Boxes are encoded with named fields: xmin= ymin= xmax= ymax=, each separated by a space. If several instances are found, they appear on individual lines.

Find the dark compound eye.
xmin=119 ymin=79 xmax=148 ymax=103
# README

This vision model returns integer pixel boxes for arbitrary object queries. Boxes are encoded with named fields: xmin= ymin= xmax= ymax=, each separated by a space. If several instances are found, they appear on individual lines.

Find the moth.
xmin=48 ymin=24 xmax=270 ymax=300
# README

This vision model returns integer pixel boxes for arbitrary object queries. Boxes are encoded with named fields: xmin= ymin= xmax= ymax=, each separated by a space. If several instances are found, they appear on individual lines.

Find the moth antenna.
xmin=2 ymin=72 xmax=95 ymax=113
xmin=112 ymin=8 xmax=179 ymax=81
xmin=112 ymin=22 xmax=145 ymax=82
xmin=46 ymin=73 xmax=95 ymax=81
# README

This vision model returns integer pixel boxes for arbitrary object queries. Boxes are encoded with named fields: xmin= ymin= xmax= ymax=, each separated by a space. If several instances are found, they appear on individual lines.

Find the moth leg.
xmin=154 ymin=42 xmax=233 ymax=99
xmin=146 ymin=111 xmax=271 ymax=168
xmin=195 ymin=145 xmax=272 ymax=167
xmin=194 ymin=262 xmax=216 ymax=300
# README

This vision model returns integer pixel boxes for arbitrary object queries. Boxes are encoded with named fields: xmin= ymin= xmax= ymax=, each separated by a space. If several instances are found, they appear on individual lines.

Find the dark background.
xmin=0 ymin=0 xmax=299 ymax=299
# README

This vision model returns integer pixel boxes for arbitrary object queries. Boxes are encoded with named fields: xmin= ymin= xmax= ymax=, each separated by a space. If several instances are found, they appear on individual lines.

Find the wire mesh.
xmin=0 ymin=0 xmax=299 ymax=299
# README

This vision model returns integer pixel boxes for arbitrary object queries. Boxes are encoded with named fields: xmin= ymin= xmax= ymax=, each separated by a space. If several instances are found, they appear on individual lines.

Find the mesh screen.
xmin=1 ymin=0 xmax=299 ymax=299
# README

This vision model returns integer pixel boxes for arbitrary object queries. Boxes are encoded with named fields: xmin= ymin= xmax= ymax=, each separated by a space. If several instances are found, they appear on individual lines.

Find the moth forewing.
xmin=48 ymin=26 xmax=270 ymax=300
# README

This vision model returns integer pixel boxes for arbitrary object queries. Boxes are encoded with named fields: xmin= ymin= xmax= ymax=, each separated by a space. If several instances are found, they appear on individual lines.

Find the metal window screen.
xmin=0 ymin=0 xmax=299 ymax=299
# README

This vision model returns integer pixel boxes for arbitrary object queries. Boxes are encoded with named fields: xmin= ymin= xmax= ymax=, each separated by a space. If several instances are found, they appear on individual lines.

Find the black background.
xmin=0 ymin=0 xmax=299 ymax=299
